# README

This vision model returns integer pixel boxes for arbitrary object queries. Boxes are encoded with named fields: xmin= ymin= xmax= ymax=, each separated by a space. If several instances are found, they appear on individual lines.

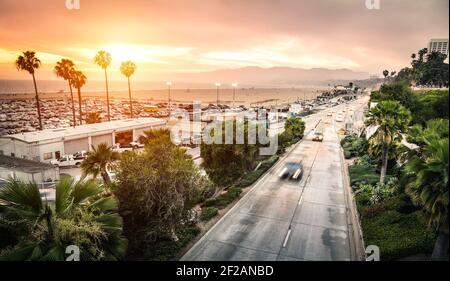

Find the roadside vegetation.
xmin=344 ymin=48 xmax=448 ymax=260
xmin=0 ymin=178 xmax=126 ymax=261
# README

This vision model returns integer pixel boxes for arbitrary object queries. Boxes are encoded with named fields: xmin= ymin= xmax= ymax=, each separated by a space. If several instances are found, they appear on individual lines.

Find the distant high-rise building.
xmin=428 ymin=39 xmax=449 ymax=57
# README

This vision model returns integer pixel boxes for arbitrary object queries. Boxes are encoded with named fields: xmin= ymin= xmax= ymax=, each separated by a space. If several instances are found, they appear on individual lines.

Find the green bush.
xmin=355 ymin=178 xmax=398 ymax=205
xmin=200 ymin=207 xmax=219 ymax=221
xmin=143 ymin=225 xmax=200 ymax=261
xmin=343 ymin=148 xmax=352 ymax=159
xmin=349 ymin=164 xmax=380 ymax=186
xmin=204 ymin=187 xmax=242 ymax=209
xmin=341 ymin=135 xmax=368 ymax=159
xmin=361 ymin=211 xmax=436 ymax=260
xmin=234 ymin=156 xmax=279 ymax=188
xmin=360 ymin=194 xmax=419 ymax=219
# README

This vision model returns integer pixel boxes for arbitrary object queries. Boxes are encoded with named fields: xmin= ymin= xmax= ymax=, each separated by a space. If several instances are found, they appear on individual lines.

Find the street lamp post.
xmin=166 ymin=82 xmax=172 ymax=115
xmin=215 ymin=82 xmax=221 ymax=107
xmin=232 ymin=83 xmax=237 ymax=108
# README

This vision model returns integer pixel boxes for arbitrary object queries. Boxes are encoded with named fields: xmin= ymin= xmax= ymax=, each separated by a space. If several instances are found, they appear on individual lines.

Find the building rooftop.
xmin=0 ymin=118 xmax=166 ymax=143
xmin=0 ymin=154 xmax=57 ymax=174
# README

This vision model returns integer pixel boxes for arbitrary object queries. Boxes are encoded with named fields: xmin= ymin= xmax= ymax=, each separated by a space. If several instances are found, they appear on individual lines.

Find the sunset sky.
xmin=0 ymin=0 xmax=448 ymax=81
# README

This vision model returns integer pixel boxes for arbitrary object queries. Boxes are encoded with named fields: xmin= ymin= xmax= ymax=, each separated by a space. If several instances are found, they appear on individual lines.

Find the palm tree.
xmin=120 ymin=61 xmax=137 ymax=118
xmin=54 ymin=59 xmax=77 ymax=127
xmin=70 ymin=70 xmax=87 ymax=125
xmin=138 ymin=128 xmax=172 ymax=145
xmin=81 ymin=143 xmax=120 ymax=186
xmin=86 ymin=112 xmax=102 ymax=124
xmin=365 ymin=100 xmax=411 ymax=184
xmin=15 ymin=51 xmax=43 ymax=130
xmin=405 ymin=138 xmax=448 ymax=260
xmin=382 ymin=70 xmax=389 ymax=83
xmin=0 ymin=178 xmax=126 ymax=261
xmin=94 ymin=50 xmax=112 ymax=121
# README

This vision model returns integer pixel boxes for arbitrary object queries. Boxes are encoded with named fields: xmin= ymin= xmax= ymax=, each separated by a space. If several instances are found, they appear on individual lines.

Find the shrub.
xmin=234 ymin=156 xmax=279 ymax=188
xmin=201 ymin=207 xmax=219 ymax=221
xmin=355 ymin=178 xmax=398 ymax=205
xmin=343 ymin=148 xmax=352 ymax=159
xmin=143 ymin=225 xmax=200 ymax=261
xmin=355 ymin=154 xmax=377 ymax=166
xmin=361 ymin=211 xmax=436 ymax=260
xmin=349 ymin=164 xmax=380 ymax=186
xmin=341 ymin=135 xmax=368 ymax=158
xmin=204 ymin=187 xmax=242 ymax=209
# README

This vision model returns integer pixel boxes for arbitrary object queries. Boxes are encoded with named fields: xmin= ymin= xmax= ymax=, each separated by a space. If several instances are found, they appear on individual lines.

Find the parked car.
xmin=279 ymin=161 xmax=304 ymax=180
xmin=73 ymin=150 xmax=87 ymax=160
xmin=50 ymin=155 xmax=82 ymax=167
xmin=130 ymin=141 xmax=144 ymax=149
xmin=112 ymin=143 xmax=133 ymax=153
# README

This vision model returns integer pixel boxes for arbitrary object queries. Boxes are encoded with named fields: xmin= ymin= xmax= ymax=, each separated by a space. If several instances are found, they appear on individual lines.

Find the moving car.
xmin=312 ymin=131 xmax=324 ymax=142
xmin=279 ymin=161 xmax=304 ymax=180
xmin=335 ymin=114 xmax=344 ymax=122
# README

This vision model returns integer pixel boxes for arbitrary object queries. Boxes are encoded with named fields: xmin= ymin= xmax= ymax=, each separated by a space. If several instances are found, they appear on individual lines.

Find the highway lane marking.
xmin=282 ymin=228 xmax=292 ymax=248
xmin=298 ymin=194 xmax=304 ymax=205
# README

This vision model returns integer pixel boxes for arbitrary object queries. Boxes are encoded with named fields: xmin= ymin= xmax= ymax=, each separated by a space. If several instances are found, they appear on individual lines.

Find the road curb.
xmin=339 ymin=135 xmax=366 ymax=261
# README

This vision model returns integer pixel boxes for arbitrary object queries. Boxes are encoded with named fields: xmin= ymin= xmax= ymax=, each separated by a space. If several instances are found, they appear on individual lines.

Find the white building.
xmin=0 ymin=118 xmax=166 ymax=163
xmin=428 ymin=39 xmax=449 ymax=57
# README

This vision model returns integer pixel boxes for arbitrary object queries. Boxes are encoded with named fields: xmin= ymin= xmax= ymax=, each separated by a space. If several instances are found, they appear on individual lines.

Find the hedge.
xmin=204 ymin=187 xmax=242 ymax=209
xmin=361 ymin=210 xmax=436 ymax=260
xmin=349 ymin=164 xmax=381 ymax=186
xmin=201 ymin=207 xmax=219 ymax=221
xmin=143 ymin=225 xmax=200 ymax=261
xmin=234 ymin=155 xmax=279 ymax=188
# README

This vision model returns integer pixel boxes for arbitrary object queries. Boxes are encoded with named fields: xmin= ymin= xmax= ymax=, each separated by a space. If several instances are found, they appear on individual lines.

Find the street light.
xmin=166 ymin=82 xmax=172 ymax=115
xmin=215 ymin=82 xmax=221 ymax=107
xmin=232 ymin=83 xmax=238 ymax=108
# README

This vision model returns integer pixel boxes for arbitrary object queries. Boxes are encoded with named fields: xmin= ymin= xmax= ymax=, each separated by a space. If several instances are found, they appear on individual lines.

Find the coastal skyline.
xmin=0 ymin=0 xmax=448 ymax=82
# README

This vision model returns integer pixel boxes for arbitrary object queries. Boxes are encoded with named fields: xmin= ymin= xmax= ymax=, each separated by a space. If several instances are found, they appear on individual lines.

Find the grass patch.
xmin=143 ymin=225 xmax=200 ymax=261
xmin=200 ymin=207 xmax=219 ymax=221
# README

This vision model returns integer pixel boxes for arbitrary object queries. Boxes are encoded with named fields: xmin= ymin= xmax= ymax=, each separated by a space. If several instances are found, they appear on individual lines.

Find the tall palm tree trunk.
xmin=77 ymin=88 xmax=83 ymax=125
xmin=101 ymin=170 xmax=111 ymax=186
xmin=128 ymin=77 xmax=133 ymax=118
xmin=432 ymin=231 xmax=449 ymax=261
xmin=104 ymin=68 xmax=111 ymax=121
xmin=69 ymin=83 xmax=76 ymax=127
xmin=380 ymin=142 xmax=388 ymax=184
xmin=31 ymin=73 xmax=43 ymax=130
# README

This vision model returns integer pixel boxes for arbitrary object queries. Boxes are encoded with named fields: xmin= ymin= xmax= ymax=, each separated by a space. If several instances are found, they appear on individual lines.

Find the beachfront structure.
xmin=428 ymin=39 xmax=449 ymax=57
xmin=0 ymin=118 xmax=165 ymax=163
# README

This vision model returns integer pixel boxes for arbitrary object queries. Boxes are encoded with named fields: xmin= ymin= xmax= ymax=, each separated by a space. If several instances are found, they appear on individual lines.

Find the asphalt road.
xmin=181 ymin=96 xmax=369 ymax=261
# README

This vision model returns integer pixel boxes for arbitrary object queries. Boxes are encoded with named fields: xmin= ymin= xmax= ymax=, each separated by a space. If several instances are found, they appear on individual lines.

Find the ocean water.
xmin=0 ymin=79 xmax=326 ymax=107
xmin=0 ymin=79 xmax=173 ymax=94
